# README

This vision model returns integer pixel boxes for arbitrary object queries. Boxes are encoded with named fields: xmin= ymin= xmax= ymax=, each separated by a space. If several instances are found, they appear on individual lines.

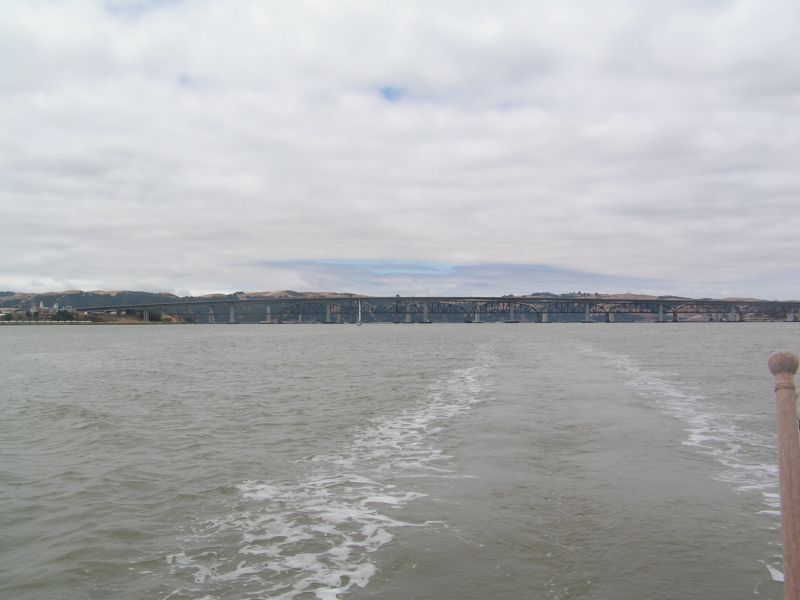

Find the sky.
xmin=1 ymin=0 xmax=799 ymax=299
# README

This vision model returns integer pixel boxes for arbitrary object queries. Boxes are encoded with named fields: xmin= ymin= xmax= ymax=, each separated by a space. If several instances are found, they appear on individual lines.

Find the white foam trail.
xmin=165 ymin=350 xmax=496 ymax=599
xmin=586 ymin=348 xmax=782 ymax=580
xmin=763 ymin=561 xmax=784 ymax=582
xmin=591 ymin=350 xmax=778 ymax=505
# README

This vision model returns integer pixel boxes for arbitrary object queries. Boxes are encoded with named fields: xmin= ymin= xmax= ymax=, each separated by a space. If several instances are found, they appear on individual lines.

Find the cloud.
xmin=1 ymin=0 xmax=798 ymax=297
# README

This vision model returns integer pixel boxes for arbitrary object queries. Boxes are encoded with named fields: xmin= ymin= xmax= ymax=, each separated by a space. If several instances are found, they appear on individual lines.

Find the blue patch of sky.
xmin=379 ymin=86 xmax=405 ymax=102
xmin=103 ymin=0 xmax=182 ymax=19
xmin=175 ymin=73 xmax=193 ymax=88
xmin=316 ymin=260 xmax=454 ymax=277
xmin=247 ymin=259 xmax=672 ymax=296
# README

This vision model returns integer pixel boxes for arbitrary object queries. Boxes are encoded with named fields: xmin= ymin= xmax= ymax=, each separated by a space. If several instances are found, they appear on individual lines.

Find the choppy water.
xmin=1 ymin=323 xmax=797 ymax=599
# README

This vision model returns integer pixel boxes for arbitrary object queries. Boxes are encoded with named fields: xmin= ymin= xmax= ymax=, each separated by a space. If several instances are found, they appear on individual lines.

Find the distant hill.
xmin=0 ymin=289 xmax=778 ymax=310
xmin=0 ymin=290 xmax=182 ymax=309
xmin=0 ymin=289 xmax=367 ymax=309
xmin=239 ymin=290 xmax=365 ymax=300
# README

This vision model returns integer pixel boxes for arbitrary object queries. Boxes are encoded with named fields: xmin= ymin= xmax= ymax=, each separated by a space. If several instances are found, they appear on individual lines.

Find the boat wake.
xmin=585 ymin=347 xmax=782 ymax=580
xmin=164 ymin=350 xmax=495 ymax=599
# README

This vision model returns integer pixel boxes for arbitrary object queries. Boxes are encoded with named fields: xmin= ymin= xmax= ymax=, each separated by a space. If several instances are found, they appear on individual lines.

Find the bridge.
xmin=76 ymin=296 xmax=800 ymax=324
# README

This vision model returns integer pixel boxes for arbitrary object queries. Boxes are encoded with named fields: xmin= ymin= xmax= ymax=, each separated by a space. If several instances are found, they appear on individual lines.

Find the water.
xmin=1 ymin=323 xmax=797 ymax=599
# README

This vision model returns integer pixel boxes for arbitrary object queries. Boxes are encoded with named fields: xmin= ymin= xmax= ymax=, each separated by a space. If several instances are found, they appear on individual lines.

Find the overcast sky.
xmin=1 ymin=0 xmax=798 ymax=298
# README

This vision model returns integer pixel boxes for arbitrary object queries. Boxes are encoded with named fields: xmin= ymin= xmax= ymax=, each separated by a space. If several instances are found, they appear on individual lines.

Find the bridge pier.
xmin=583 ymin=303 xmax=592 ymax=323
xmin=729 ymin=305 xmax=739 ymax=322
xmin=473 ymin=309 xmax=480 ymax=323
xmin=607 ymin=311 xmax=615 ymax=323
xmin=142 ymin=309 xmax=149 ymax=322
xmin=265 ymin=304 xmax=271 ymax=323
xmin=541 ymin=307 xmax=549 ymax=323
xmin=505 ymin=303 xmax=519 ymax=323
xmin=788 ymin=311 xmax=796 ymax=323
xmin=208 ymin=306 xmax=214 ymax=324
xmin=423 ymin=304 xmax=429 ymax=323
xmin=405 ymin=306 xmax=412 ymax=323
xmin=658 ymin=304 xmax=665 ymax=323
xmin=326 ymin=304 xmax=331 ymax=324
xmin=229 ymin=304 xmax=236 ymax=324
xmin=672 ymin=311 xmax=678 ymax=323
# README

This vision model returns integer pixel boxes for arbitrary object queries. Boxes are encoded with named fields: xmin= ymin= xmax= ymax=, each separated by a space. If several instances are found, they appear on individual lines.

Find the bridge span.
xmin=76 ymin=296 xmax=800 ymax=324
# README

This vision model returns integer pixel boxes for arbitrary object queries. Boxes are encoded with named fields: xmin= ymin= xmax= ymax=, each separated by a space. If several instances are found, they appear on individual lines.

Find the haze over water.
xmin=1 ymin=323 xmax=795 ymax=599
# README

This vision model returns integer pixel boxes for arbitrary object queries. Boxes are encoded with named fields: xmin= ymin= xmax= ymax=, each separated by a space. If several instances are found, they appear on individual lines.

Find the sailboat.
xmin=356 ymin=300 xmax=362 ymax=326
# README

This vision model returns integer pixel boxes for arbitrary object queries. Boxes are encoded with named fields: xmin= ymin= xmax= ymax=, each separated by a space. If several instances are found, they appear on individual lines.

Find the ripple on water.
xmin=164 ymin=353 xmax=496 ymax=599
xmin=587 ymin=347 xmax=782 ymax=581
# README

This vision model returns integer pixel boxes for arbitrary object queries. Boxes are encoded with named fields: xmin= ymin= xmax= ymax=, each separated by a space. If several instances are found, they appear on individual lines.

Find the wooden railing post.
xmin=769 ymin=351 xmax=800 ymax=599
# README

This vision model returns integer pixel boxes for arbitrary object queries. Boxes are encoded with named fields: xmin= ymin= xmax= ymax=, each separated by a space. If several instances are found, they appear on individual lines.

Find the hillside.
xmin=0 ymin=290 xmax=366 ymax=309
xmin=0 ymin=289 xmax=777 ymax=311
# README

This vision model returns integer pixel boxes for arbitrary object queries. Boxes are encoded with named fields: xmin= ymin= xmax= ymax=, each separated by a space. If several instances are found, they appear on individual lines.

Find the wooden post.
xmin=769 ymin=351 xmax=800 ymax=599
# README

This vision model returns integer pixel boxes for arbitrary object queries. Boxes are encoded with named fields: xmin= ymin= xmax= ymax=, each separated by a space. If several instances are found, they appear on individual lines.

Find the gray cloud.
xmin=1 ymin=0 xmax=798 ymax=297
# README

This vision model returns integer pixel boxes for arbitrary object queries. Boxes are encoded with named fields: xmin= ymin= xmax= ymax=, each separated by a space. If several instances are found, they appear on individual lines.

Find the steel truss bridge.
xmin=77 ymin=296 xmax=800 ymax=324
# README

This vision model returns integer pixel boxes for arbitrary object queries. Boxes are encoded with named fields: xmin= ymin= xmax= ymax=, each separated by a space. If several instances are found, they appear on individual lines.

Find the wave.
xmin=585 ymin=347 xmax=782 ymax=580
xmin=164 ymin=350 xmax=495 ymax=599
